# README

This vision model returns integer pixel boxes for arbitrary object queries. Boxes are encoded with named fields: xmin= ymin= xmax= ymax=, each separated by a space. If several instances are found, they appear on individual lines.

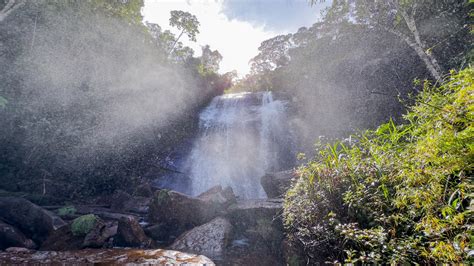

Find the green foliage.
xmin=316 ymin=0 xmax=470 ymax=80
xmin=31 ymin=0 xmax=144 ymax=25
xmin=167 ymin=10 xmax=200 ymax=57
xmin=156 ymin=189 xmax=171 ymax=205
xmin=0 ymin=1 xmax=226 ymax=199
xmin=169 ymin=10 xmax=200 ymax=42
xmin=0 ymin=96 xmax=7 ymax=108
xmin=71 ymin=214 xmax=98 ymax=236
xmin=57 ymin=206 xmax=77 ymax=217
xmin=198 ymin=45 xmax=222 ymax=75
xmin=87 ymin=0 xmax=144 ymax=24
xmin=250 ymin=34 xmax=292 ymax=74
xmin=284 ymin=68 xmax=473 ymax=264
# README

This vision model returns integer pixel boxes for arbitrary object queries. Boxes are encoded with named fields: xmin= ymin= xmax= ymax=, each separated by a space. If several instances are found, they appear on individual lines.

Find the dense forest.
xmin=0 ymin=0 xmax=233 ymax=201
xmin=232 ymin=0 xmax=471 ymax=148
xmin=0 ymin=0 xmax=472 ymax=265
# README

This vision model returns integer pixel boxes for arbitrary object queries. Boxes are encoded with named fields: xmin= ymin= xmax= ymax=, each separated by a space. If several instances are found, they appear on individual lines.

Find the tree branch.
xmin=168 ymin=29 xmax=185 ymax=56
xmin=0 ymin=0 xmax=25 ymax=23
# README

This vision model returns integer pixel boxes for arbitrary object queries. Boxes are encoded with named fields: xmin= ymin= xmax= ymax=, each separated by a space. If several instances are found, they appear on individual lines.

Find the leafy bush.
xmin=71 ymin=214 xmax=98 ymax=236
xmin=284 ymin=68 xmax=473 ymax=264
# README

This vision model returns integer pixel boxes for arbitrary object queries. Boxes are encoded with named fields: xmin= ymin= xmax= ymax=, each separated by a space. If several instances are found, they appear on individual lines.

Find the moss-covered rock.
xmin=71 ymin=215 xmax=98 ymax=236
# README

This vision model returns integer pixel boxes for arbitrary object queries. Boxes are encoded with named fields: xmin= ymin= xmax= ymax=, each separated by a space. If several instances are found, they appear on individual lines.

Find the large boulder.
xmin=197 ymin=185 xmax=236 ymax=207
xmin=0 ymin=221 xmax=37 ymax=250
xmin=115 ymin=216 xmax=151 ymax=248
xmin=0 ymin=248 xmax=215 ymax=265
xmin=148 ymin=190 xmax=220 ymax=241
xmin=0 ymin=197 xmax=66 ymax=243
xmin=40 ymin=224 xmax=83 ymax=251
xmin=170 ymin=217 xmax=233 ymax=258
xmin=226 ymin=199 xmax=285 ymax=260
xmin=82 ymin=219 xmax=117 ymax=248
xmin=40 ymin=215 xmax=117 ymax=250
xmin=110 ymin=190 xmax=151 ymax=214
xmin=227 ymin=199 xmax=283 ymax=229
xmin=144 ymin=224 xmax=170 ymax=244
xmin=260 ymin=170 xmax=296 ymax=198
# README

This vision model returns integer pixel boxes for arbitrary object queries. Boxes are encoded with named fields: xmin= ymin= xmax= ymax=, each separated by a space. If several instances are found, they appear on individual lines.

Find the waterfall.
xmin=185 ymin=91 xmax=293 ymax=199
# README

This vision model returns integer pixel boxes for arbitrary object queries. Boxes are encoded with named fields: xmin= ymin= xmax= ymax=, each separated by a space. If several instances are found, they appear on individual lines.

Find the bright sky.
xmin=142 ymin=0 xmax=330 ymax=76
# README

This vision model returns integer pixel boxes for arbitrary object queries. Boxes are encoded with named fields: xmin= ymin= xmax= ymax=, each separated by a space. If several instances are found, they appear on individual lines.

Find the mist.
xmin=0 ymin=0 xmax=471 ymax=264
xmin=0 ymin=1 xmax=214 ymax=194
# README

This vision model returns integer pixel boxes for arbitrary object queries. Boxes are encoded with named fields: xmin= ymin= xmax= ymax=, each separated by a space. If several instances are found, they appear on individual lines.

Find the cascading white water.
xmin=186 ymin=91 xmax=291 ymax=199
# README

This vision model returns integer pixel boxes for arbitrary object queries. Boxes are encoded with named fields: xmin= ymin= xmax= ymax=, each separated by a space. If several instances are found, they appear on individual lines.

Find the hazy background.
xmin=143 ymin=0 xmax=330 ymax=75
xmin=0 ymin=1 xmax=216 ymax=198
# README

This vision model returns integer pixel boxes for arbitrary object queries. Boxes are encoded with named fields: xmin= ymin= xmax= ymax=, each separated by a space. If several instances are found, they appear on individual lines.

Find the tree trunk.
xmin=168 ymin=29 xmax=185 ymax=56
xmin=400 ymin=10 xmax=443 ymax=81
xmin=406 ymin=40 xmax=443 ymax=81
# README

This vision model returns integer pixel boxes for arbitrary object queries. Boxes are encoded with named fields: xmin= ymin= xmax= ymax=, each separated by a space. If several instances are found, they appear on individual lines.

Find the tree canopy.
xmin=314 ymin=0 xmax=470 ymax=80
xmin=168 ymin=10 xmax=200 ymax=55
xmin=0 ymin=1 xmax=232 ymax=201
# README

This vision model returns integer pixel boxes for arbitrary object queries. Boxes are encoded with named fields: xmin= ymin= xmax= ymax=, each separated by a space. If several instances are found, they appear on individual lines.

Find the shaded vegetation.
xmin=0 ymin=0 xmax=233 ymax=202
xmin=284 ymin=68 xmax=473 ymax=263
xmin=71 ymin=214 xmax=99 ymax=236
xmin=232 ymin=0 xmax=471 ymax=150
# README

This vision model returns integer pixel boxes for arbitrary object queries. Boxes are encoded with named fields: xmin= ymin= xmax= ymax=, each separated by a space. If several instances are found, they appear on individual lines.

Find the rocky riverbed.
xmin=0 ymin=170 xmax=295 ymax=265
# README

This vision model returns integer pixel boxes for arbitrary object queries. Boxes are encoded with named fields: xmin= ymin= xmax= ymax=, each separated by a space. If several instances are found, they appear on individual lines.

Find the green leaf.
xmin=0 ymin=96 xmax=7 ymax=108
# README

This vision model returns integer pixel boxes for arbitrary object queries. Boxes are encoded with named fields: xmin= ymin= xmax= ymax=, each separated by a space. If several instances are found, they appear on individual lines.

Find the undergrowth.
xmin=283 ymin=68 xmax=473 ymax=264
xmin=71 ymin=214 xmax=99 ymax=236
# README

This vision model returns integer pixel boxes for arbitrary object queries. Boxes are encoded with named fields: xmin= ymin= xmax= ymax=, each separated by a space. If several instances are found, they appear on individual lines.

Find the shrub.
xmin=283 ymin=68 xmax=473 ymax=264
xmin=71 ymin=214 xmax=98 ymax=236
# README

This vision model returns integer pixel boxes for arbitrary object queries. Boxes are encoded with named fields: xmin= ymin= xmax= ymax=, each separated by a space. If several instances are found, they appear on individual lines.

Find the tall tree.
xmin=199 ymin=45 xmax=222 ymax=74
xmin=168 ymin=10 xmax=200 ymax=55
xmin=96 ymin=0 xmax=143 ymax=23
xmin=250 ymin=34 xmax=293 ymax=74
xmin=146 ymin=22 xmax=195 ymax=63
xmin=315 ymin=0 xmax=467 ymax=80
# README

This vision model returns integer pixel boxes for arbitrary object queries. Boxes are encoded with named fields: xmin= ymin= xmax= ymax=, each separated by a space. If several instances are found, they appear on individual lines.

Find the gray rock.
xmin=144 ymin=224 xmax=169 ymax=242
xmin=227 ymin=199 xmax=285 ymax=261
xmin=0 ymin=197 xmax=66 ymax=243
xmin=82 ymin=219 xmax=117 ymax=248
xmin=39 ymin=224 xmax=83 ymax=251
xmin=261 ymin=170 xmax=296 ymax=198
xmin=228 ymin=199 xmax=282 ymax=221
xmin=41 ymin=217 xmax=116 ymax=250
xmin=197 ymin=185 xmax=236 ymax=207
xmin=170 ymin=217 xmax=232 ymax=258
xmin=5 ymin=247 xmax=34 ymax=253
xmin=0 ymin=248 xmax=215 ymax=265
xmin=148 ymin=190 xmax=219 ymax=241
xmin=110 ymin=190 xmax=151 ymax=214
xmin=0 ymin=220 xmax=37 ymax=250
xmin=115 ymin=216 xmax=151 ymax=248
